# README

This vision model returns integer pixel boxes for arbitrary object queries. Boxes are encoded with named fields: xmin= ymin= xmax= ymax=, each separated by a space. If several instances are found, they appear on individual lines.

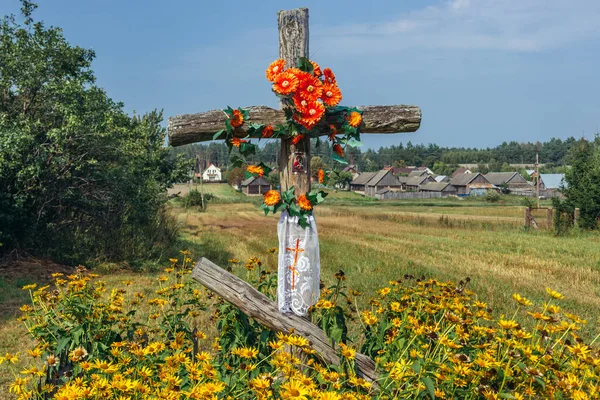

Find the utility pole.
xmin=535 ymin=153 xmax=540 ymax=209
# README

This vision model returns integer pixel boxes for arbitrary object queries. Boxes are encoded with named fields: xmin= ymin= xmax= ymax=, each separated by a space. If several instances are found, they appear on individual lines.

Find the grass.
xmin=1 ymin=183 xmax=599 ymax=397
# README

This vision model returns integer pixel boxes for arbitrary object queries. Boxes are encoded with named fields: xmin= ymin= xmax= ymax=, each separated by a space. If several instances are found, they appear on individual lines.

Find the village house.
xmin=408 ymin=170 xmax=429 ymax=178
xmin=539 ymin=174 xmax=566 ymax=197
xmin=419 ymin=182 xmax=458 ymax=196
xmin=341 ymin=164 xmax=360 ymax=179
xmin=350 ymin=172 xmax=376 ymax=192
xmin=451 ymin=167 xmax=472 ymax=178
xmin=484 ymin=172 xmax=531 ymax=192
xmin=435 ymin=175 xmax=450 ymax=183
xmin=365 ymin=169 xmax=403 ymax=197
xmin=406 ymin=174 xmax=435 ymax=191
xmin=450 ymin=172 xmax=496 ymax=196
xmin=202 ymin=163 xmax=222 ymax=182
xmin=240 ymin=176 xmax=271 ymax=195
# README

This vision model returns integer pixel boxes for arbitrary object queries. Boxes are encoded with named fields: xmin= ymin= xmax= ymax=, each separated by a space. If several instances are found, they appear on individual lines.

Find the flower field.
xmin=2 ymin=250 xmax=600 ymax=399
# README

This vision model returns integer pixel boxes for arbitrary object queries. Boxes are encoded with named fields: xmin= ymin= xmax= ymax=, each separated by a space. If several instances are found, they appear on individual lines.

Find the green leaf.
xmin=421 ymin=377 xmax=436 ymax=400
xmin=346 ymin=138 xmax=362 ymax=148
xmin=56 ymin=336 xmax=71 ymax=354
xmin=239 ymin=142 xmax=257 ymax=157
xmin=296 ymin=57 xmax=314 ymax=74
xmin=332 ymin=153 xmax=348 ymax=164
xmin=230 ymin=155 xmax=244 ymax=168
xmin=289 ymin=203 xmax=301 ymax=216
xmin=498 ymin=394 xmax=517 ymax=399
xmin=257 ymin=162 xmax=272 ymax=177
xmin=245 ymin=171 xmax=253 ymax=179
xmin=298 ymin=214 xmax=310 ymax=229
xmin=213 ymin=129 xmax=225 ymax=140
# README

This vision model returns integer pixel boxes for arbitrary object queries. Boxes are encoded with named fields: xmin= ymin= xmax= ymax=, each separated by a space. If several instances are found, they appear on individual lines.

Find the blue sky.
xmin=2 ymin=0 xmax=600 ymax=149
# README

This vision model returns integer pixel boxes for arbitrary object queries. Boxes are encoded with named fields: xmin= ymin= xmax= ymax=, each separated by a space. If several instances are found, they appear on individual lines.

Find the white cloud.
xmin=314 ymin=0 xmax=600 ymax=53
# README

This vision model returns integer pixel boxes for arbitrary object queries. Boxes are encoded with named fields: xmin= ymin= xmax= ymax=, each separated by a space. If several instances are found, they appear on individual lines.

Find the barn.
xmin=485 ymin=172 xmax=531 ymax=191
xmin=240 ymin=176 xmax=271 ymax=195
xmin=365 ymin=169 xmax=403 ymax=197
xmin=406 ymin=175 xmax=435 ymax=191
xmin=350 ymin=172 xmax=376 ymax=192
xmin=450 ymin=173 xmax=496 ymax=196
xmin=419 ymin=182 xmax=458 ymax=196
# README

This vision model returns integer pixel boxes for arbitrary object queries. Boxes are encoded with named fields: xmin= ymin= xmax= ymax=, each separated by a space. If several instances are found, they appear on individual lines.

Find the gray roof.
xmin=435 ymin=175 xmax=449 ymax=182
xmin=375 ymin=187 xmax=391 ymax=195
xmin=408 ymin=170 xmax=428 ymax=177
xmin=540 ymin=174 xmax=566 ymax=189
xmin=397 ymin=176 xmax=410 ymax=184
xmin=351 ymin=172 xmax=377 ymax=185
xmin=366 ymin=169 xmax=392 ymax=187
xmin=241 ymin=176 xmax=270 ymax=187
xmin=485 ymin=172 xmax=519 ymax=185
xmin=342 ymin=164 xmax=357 ymax=173
xmin=406 ymin=175 xmax=431 ymax=187
xmin=450 ymin=172 xmax=480 ymax=186
xmin=420 ymin=182 xmax=453 ymax=192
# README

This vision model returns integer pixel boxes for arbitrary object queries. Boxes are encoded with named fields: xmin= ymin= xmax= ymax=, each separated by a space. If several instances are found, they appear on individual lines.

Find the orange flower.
xmin=310 ymin=61 xmax=322 ymax=77
xmin=295 ymin=71 xmax=323 ymax=102
xmin=293 ymin=94 xmax=309 ymax=113
xmin=297 ymin=194 xmax=313 ymax=211
xmin=247 ymin=165 xmax=264 ymax=177
xmin=323 ymin=68 xmax=336 ymax=84
xmin=294 ymin=101 xmax=325 ymax=130
xmin=231 ymin=137 xmax=247 ymax=148
xmin=328 ymin=124 xmax=338 ymax=141
xmin=266 ymin=59 xmax=286 ymax=82
xmin=262 ymin=125 xmax=274 ymax=138
xmin=230 ymin=109 xmax=244 ymax=128
xmin=273 ymin=71 xmax=299 ymax=95
xmin=263 ymin=190 xmax=281 ymax=206
xmin=291 ymin=134 xmax=305 ymax=145
xmin=348 ymin=111 xmax=362 ymax=128
xmin=322 ymin=83 xmax=342 ymax=107
xmin=333 ymin=143 xmax=344 ymax=158
xmin=318 ymin=169 xmax=325 ymax=184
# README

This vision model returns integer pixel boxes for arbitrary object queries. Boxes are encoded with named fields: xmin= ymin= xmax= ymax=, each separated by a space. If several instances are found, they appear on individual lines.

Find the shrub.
xmin=3 ymin=251 xmax=599 ymax=399
xmin=484 ymin=190 xmax=501 ymax=203
xmin=520 ymin=196 xmax=535 ymax=209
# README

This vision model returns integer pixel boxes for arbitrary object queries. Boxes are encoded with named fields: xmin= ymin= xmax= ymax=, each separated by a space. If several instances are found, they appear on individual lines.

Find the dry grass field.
xmin=2 ymin=183 xmax=599 ymax=396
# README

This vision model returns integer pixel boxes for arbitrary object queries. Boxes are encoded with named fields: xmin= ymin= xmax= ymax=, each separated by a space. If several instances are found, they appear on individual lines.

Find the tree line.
xmin=0 ymin=2 xmax=190 ymax=265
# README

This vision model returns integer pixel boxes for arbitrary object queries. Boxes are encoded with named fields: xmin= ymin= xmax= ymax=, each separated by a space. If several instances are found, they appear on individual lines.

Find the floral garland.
xmin=214 ymin=57 xmax=363 ymax=228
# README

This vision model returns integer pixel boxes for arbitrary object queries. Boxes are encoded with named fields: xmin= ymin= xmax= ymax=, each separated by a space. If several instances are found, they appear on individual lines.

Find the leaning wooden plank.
xmin=168 ymin=105 xmax=422 ymax=146
xmin=191 ymin=257 xmax=378 ymax=382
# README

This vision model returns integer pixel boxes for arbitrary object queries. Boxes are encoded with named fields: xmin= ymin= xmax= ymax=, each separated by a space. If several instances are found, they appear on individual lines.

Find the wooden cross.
xmin=167 ymin=8 xmax=421 ymax=196
xmin=285 ymin=238 xmax=305 ymax=290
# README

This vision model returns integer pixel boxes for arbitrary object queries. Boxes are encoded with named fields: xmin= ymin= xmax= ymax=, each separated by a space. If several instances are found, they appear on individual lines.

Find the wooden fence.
xmin=376 ymin=191 xmax=443 ymax=200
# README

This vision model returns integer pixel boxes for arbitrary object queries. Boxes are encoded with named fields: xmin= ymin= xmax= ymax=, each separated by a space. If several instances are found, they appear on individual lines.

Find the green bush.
xmin=484 ymin=190 xmax=501 ymax=203
xmin=0 ymin=3 xmax=191 ymax=263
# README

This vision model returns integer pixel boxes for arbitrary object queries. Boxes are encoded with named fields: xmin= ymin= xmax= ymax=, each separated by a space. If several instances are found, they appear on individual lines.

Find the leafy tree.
xmin=562 ymin=138 xmax=600 ymax=229
xmin=310 ymin=156 xmax=327 ymax=180
xmin=226 ymin=166 xmax=246 ymax=188
xmin=0 ymin=1 xmax=189 ymax=263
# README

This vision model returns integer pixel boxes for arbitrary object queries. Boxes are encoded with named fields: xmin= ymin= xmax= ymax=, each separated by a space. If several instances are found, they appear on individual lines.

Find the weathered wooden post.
xmin=574 ymin=207 xmax=580 ymax=226
xmin=278 ymin=8 xmax=311 ymax=196
xmin=524 ymin=207 xmax=530 ymax=228
xmin=547 ymin=207 xmax=553 ymax=229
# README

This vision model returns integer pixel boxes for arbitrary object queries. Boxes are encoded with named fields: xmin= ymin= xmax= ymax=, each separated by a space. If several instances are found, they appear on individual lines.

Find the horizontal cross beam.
xmin=168 ymin=105 xmax=422 ymax=147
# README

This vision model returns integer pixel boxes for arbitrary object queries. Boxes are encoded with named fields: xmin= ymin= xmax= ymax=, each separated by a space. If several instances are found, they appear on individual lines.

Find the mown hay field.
xmin=174 ymin=184 xmax=600 ymax=334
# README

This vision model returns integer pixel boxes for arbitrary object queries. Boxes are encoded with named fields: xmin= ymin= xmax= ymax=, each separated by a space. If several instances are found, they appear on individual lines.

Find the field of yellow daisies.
xmin=1 ymin=250 xmax=599 ymax=400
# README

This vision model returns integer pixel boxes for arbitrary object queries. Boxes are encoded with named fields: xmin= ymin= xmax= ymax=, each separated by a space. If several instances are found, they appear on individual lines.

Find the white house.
xmin=202 ymin=164 xmax=222 ymax=182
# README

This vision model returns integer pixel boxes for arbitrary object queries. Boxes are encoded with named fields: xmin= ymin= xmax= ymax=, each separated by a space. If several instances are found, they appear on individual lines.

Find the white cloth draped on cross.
xmin=277 ymin=211 xmax=320 ymax=316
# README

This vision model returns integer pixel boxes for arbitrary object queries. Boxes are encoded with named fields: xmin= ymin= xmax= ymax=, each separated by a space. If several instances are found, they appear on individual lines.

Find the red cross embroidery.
xmin=285 ymin=238 xmax=305 ymax=290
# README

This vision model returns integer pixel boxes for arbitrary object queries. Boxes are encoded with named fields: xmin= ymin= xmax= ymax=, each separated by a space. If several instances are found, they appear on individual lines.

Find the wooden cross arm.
xmin=168 ymin=105 xmax=421 ymax=147
xmin=191 ymin=257 xmax=378 ymax=383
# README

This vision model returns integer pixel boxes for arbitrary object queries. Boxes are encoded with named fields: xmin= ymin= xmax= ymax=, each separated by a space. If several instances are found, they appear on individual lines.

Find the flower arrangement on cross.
xmin=214 ymin=57 xmax=364 ymax=228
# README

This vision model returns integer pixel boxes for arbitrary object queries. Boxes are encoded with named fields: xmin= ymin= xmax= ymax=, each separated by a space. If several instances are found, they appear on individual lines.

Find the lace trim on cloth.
xmin=277 ymin=211 xmax=320 ymax=316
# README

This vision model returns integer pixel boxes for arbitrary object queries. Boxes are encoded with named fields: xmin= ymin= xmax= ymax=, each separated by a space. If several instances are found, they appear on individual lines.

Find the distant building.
xmin=202 ymin=164 xmax=222 ymax=182
xmin=342 ymin=164 xmax=360 ymax=179
xmin=435 ymin=175 xmax=450 ymax=183
xmin=451 ymin=167 xmax=473 ymax=178
xmin=365 ymin=169 xmax=403 ymax=197
xmin=408 ymin=170 xmax=429 ymax=178
xmin=485 ymin=172 xmax=531 ymax=191
xmin=450 ymin=173 xmax=496 ymax=196
xmin=406 ymin=175 xmax=435 ymax=191
xmin=240 ymin=176 xmax=271 ymax=195
xmin=350 ymin=172 xmax=377 ymax=192
xmin=539 ymin=174 xmax=566 ymax=190
xmin=419 ymin=182 xmax=458 ymax=196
